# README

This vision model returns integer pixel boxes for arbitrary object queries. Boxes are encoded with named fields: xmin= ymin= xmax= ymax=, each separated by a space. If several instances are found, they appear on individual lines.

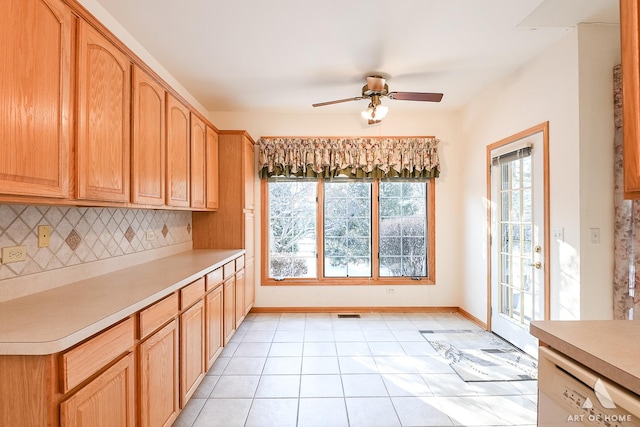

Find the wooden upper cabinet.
xmin=76 ymin=20 xmax=131 ymax=202
xmin=0 ymin=0 xmax=72 ymax=199
xmin=622 ymin=0 xmax=640 ymax=198
xmin=132 ymin=65 xmax=166 ymax=205
xmin=166 ymin=94 xmax=190 ymax=207
xmin=206 ymin=127 xmax=220 ymax=210
xmin=244 ymin=137 xmax=256 ymax=210
xmin=190 ymin=114 xmax=206 ymax=209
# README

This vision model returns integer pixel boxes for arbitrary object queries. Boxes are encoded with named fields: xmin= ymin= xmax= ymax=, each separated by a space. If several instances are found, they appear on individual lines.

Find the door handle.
xmin=529 ymin=262 xmax=542 ymax=269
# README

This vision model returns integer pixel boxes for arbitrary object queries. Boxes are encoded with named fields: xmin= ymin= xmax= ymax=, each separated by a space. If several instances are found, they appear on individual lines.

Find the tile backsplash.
xmin=0 ymin=205 xmax=192 ymax=280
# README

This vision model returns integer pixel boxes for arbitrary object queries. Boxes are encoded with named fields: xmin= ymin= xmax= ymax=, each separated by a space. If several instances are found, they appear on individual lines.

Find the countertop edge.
xmin=530 ymin=321 xmax=640 ymax=396
xmin=0 ymin=249 xmax=245 ymax=355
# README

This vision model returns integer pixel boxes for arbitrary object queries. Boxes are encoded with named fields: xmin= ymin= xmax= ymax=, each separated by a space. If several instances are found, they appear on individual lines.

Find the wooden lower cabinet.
xmin=205 ymin=284 xmax=224 ymax=370
xmin=0 ymin=256 xmax=248 ymax=426
xmin=60 ymin=353 xmax=135 ymax=427
xmin=180 ymin=300 xmax=206 ymax=406
xmin=223 ymin=276 xmax=236 ymax=345
xmin=139 ymin=319 xmax=179 ymax=427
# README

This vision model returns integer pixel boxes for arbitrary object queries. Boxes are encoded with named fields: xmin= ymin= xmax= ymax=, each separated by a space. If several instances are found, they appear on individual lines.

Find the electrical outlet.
xmin=386 ymin=287 xmax=395 ymax=294
xmin=1 ymin=245 xmax=27 ymax=264
xmin=145 ymin=230 xmax=155 ymax=241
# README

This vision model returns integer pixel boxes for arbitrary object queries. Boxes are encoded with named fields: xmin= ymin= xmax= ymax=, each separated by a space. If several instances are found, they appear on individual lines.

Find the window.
xmin=262 ymin=177 xmax=435 ymax=285
xmin=267 ymin=179 xmax=317 ymax=279
xmin=379 ymin=181 xmax=428 ymax=277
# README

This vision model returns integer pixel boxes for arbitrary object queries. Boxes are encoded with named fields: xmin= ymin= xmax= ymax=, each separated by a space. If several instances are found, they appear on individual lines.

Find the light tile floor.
xmin=173 ymin=312 xmax=537 ymax=427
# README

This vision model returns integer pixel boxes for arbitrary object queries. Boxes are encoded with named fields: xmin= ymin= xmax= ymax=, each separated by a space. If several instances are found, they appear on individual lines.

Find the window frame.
xmin=260 ymin=177 xmax=436 ymax=286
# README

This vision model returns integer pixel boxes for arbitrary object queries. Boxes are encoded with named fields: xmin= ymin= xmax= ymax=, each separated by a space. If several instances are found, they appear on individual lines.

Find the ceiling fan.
xmin=312 ymin=75 xmax=443 ymax=124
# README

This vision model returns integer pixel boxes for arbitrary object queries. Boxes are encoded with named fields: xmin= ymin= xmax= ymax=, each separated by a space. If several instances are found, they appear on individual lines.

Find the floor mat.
xmin=421 ymin=329 xmax=538 ymax=382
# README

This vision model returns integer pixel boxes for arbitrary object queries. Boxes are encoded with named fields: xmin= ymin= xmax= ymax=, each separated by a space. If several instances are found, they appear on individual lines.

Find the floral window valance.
xmin=257 ymin=137 xmax=440 ymax=179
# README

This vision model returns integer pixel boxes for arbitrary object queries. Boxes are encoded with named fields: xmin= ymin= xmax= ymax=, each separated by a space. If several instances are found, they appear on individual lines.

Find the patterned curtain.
xmin=257 ymin=137 xmax=440 ymax=179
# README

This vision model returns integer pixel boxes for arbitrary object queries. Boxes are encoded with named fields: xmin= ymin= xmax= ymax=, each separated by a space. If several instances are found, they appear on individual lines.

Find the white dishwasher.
xmin=538 ymin=346 xmax=640 ymax=426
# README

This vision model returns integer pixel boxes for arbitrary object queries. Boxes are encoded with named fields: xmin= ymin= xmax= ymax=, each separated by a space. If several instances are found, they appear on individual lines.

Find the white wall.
xmin=577 ymin=23 xmax=620 ymax=320
xmin=210 ymin=111 xmax=464 ymax=309
xmin=457 ymin=24 xmax=619 ymax=323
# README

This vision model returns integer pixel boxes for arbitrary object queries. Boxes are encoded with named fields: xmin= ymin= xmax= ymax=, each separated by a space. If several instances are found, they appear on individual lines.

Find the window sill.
xmin=260 ymin=277 xmax=435 ymax=286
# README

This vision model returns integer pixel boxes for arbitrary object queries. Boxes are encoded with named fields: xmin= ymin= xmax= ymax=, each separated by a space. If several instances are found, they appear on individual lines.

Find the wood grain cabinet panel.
xmin=139 ymin=293 xmax=178 ymax=339
xmin=0 ymin=0 xmax=72 ymax=199
xmin=179 ymin=300 xmax=205 ymax=407
xmin=245 ymin=258 xmax=255 ymax=315
xmin=190 ymin=114 xmax=206 ymax=209
xmin=223 ymin=276 xmax=236 ymax=345
xmin=166 ymin=94 xmax=190 ymax=207
xmin=193 ymin=131 xmax=256 ymax=249
xmin=76 ymin=19 xmax=131 ymax=202
xmin=235 ymin=268 xmax=245 ymax=326
xmin=60 ymin=353 xmax=135 ymax=427
xmin=244 ymin=138 xmax=255 ymax=210
xmin=61 ymin=317 xmax=134 ymax=393
xmin=205 ymin=285 xmax=224 ymax=369
xmin=622 ymin=0 xmax=640 ymax=198
xmin=139 ymin=319 xmax=179 ymax=427
xmin=206 ymin=126 xmax=220 ymax=210
xmin=206 ymin=268 xmax=223 ymax=291
xmin=180 ymin=277 xmax=205 ymax=310
xmin=132 ymin=65 xmax=166 ymax=205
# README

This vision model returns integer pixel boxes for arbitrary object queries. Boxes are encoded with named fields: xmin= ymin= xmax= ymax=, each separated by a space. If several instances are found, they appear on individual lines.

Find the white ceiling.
xmin=94 ymin=0 xmax=619 ymax=114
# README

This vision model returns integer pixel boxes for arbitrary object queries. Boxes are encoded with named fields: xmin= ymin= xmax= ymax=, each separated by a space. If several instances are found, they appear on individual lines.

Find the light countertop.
xmin=0 ymin=249 xmax=244 ymax=355
xmin=531 ymin=320 xmax=640 ymax=396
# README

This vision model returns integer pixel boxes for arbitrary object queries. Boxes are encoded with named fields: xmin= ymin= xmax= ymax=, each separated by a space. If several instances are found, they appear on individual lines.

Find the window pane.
xmin=324 ymin=181 xmax=372 ymax=277
xmin=268 ymin=180 xmax=317 ymax=278
xmin=379 ymin=181 xmax=428 ymax=277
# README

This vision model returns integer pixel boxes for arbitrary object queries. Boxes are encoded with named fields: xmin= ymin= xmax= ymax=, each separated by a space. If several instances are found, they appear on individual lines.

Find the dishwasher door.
xmin=538 ymin=346 xmax=640 ymax=427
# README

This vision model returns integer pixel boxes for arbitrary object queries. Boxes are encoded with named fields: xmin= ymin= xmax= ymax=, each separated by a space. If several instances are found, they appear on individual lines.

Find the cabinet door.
xmin=60 ymin=353 xmax=135 ymax=427
xmin=243 ymin=137 xmax=255 ymax=210
xmin=180 ymin=300 xmax=205 ymax=406
xmin=0 ymin=0 xmax=72 ymax=198
xmin=205 ymin=126 xmax=219 ymax=210
xmin=77 ymin=20 xmax=130 ymax=202
xmin=223 ymin=277 xmax=236 ymax=344
xmin=622 ymin=0 xmax=640 ymax=198
xmin=205 ymin=285 xmax=224 ymax=369
xmin=244 ymin=258 xmax=255 ymax=315
xmin=235 ymin=269 xmax=245 ymax=326
xmin=166 ymin=94 xmax=190 ymax=207
xmin=132 ymin=65 xmax=165 ymax=205
xmin=244 ymin=211 xmax=255 ymax=261
xmin=190 ymin=114 xmax=206 ymax=209
xmin=139 ymin=319 xmax=179 ymax=427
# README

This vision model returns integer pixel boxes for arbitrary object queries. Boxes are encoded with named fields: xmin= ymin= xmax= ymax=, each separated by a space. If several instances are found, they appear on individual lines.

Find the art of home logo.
xmin=566 ymin=378 xmax=633 ymax=423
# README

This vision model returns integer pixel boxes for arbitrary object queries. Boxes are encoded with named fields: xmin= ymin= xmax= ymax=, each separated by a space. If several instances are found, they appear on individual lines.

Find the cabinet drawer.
xmin=235 ymin=255 xmax=245 ymax=270
xmin=206 ymin=268 xmax=223 ymax=292
xmin=223 ymin=261 xmax=235 ymax=279
xmin=139 ymin=293 xmax=179 ymax=339
xmin=61 ymin=317 xmax=134 ymax=393
xmin=180 ymin=277 xmax=205 ymax=309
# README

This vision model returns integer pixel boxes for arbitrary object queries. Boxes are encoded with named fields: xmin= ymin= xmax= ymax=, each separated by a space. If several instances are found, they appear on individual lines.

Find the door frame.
xmin=485 ymin=122 xmax=550 ymax=330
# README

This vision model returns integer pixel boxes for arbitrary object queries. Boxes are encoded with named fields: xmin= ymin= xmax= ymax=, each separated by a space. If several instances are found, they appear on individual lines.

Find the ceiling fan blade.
xmin=387 ymin=92 xmax=443 ymax=102
xmin=312 ymin=96 xmax=365 ymax=107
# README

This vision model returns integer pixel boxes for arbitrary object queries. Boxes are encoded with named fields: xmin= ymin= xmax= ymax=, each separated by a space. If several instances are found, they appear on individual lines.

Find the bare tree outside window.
xmin=379 ymin=182 xmax=427 ymax=277
xmin=268 ymin=180 xmax=317 ymax=278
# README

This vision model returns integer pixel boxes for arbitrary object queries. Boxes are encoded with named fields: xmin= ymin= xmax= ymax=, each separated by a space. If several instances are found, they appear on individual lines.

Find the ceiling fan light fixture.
xmin=361 ymin=103 xmax=388 ymax=122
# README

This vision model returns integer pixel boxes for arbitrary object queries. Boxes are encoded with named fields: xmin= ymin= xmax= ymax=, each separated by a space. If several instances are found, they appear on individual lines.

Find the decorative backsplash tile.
xmin=0 ymin=205 xmax=192 ymax=280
